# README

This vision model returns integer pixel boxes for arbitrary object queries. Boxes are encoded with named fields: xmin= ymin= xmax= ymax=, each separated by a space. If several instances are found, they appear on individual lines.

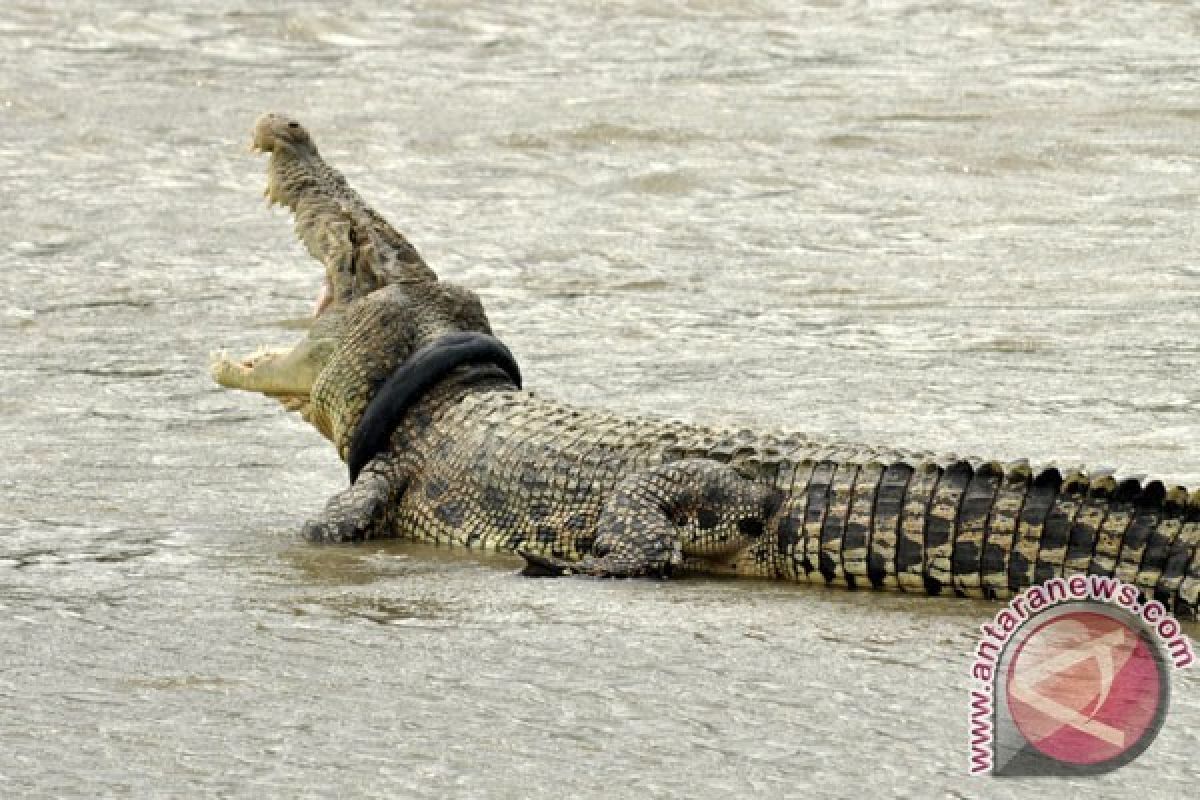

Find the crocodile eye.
xmin=288 ymin=121 xmax=299 ymax=129
xmin=737 ymin=516 xmax=764 ymax=538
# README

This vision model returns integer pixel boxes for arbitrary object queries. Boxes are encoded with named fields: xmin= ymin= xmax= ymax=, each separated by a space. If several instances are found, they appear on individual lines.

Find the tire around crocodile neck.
xmin=346 ymin=332 xmax=522 ymax=483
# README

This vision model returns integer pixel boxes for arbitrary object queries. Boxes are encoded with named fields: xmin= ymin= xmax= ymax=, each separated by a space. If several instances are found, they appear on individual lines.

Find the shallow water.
xmin=2 ymin=1 xmax=1198 ymax=796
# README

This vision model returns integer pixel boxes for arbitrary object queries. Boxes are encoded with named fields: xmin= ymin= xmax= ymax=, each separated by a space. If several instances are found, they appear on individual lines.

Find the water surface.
xmin=2 ymin=1 xmax=1198 ymax=796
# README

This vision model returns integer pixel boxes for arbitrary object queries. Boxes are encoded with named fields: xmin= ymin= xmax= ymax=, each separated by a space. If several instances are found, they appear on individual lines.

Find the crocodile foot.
xmin=518 ymin=460 xmax=779 ymax=579
xmin=302 ymin=496 xmax=384 ymax=543
xmin=516 ymin=550 xmax=671 ymax=579
xmin=517 ymin=550 xmax=577 ymax=578
xmin=302 ymin=456 xmax=398 ymax=543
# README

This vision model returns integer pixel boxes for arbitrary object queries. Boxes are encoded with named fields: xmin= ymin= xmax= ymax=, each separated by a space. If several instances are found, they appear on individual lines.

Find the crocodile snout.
xmin=251 ymin=112 xmax=313 ymax=154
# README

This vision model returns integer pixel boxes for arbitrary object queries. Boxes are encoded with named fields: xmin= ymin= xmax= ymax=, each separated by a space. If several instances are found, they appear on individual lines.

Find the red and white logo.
xmin=1005 ymin=610 xmax=1165 ymax=768
xmin=967 ymin=577 xmax=1192 ymax=777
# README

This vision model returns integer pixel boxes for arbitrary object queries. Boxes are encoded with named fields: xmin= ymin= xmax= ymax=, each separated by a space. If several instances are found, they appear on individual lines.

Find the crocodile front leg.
xmin=302 ymin=454 xmax=404 ymax=543
xmin=521 ymin=460 xmax=781 ymax=578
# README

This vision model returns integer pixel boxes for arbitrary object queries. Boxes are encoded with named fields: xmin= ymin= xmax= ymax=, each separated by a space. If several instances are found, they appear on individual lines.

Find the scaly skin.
xmin=212 ymin=114 xmax=1200 ymax=618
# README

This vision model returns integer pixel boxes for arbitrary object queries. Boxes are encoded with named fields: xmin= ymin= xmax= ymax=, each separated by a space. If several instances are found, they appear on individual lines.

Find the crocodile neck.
xmin=348 ymin=333 xmax=522 ymax=481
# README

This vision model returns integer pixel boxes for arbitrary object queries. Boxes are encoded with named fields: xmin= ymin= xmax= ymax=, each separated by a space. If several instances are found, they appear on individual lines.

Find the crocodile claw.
xmin=517 ymin=550 xmax=577 ymax=577
xmin=517 ymin=550 xmax=674 ymax=580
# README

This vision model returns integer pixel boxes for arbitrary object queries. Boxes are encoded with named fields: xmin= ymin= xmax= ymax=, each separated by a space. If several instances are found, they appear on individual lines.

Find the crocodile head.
xmin=212 ymin=113 xmax=494 ymax=453
xmin=251 ymin=112 xmax=438 ymax=309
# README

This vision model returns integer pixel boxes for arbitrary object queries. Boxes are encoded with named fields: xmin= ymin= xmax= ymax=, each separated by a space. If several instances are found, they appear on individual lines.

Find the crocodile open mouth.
xmin=250 ymin=111 xmax=438 ymax=323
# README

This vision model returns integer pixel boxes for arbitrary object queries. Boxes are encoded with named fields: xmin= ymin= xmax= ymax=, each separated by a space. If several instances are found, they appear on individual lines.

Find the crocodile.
xmin=212 ymin=113 xmax=1200 ymax=618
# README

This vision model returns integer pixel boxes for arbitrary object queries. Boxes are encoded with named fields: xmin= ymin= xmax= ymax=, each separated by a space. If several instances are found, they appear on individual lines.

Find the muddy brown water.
xmin=2 ymin=1 xmax=1198 ymax=797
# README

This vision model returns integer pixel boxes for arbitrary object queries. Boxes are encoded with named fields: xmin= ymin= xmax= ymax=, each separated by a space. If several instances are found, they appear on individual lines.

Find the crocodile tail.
xmin=771 ymin=456 xmax=1200 ymax=619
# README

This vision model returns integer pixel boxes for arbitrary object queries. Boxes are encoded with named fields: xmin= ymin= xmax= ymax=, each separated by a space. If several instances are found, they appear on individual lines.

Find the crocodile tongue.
xmin=313 ymin=276 xmax=333 ymax=317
